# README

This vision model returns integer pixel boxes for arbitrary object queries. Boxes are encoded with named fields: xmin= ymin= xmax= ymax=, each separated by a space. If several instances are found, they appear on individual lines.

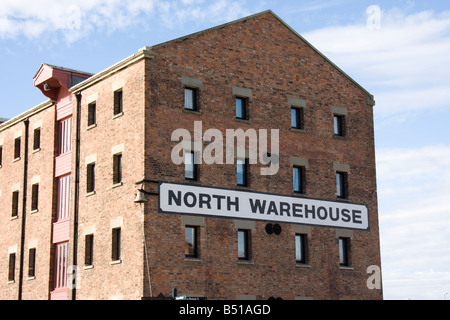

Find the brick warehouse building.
xmin=0 ymin=11 xmax=382 ymax=300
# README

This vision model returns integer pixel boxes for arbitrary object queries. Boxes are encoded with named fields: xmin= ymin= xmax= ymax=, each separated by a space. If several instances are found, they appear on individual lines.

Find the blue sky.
xmin=1 ymin=0 xmax=450 ymax=300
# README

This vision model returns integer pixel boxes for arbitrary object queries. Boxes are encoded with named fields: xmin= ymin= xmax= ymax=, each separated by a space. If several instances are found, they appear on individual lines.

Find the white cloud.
xmin=158 ymin=0 xmax=249 ymax=28
xmin=0 ymin=0 xmax=248 ymax=44
xmin=285 ymin=0 xmax=351 ymax=13
xmin=376 ymin=145 xmax=450 ymax=299
xmin=302 ymin=9 xmax=450 ymax=116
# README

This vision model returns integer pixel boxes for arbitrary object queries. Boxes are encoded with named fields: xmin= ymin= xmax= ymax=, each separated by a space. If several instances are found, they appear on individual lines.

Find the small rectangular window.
xmin=237 ymin=230 xmax=250 ymax=261
xmin=33 ymin=128 xmax=41 ymax=151
xmin=184 ymin=88 xmax=197 ymax=111
xmin=85 ymin=234 xmax=94 ymax=266
xmin=28 ymin=248 xmax=36 ymax=278
xmin=339 ymin=237 xmax=350 ymax=266
xmin=185 ymin=226 xmax=198 ymax=258
xmin=12 ymin=191 xmax=19 ymax=218
xmin=0 ymin=146 xmax=3 ymax=167
xmin=293 ymin=167 xmax=305 ymax=194
xmin=113 ymin=154 xmax=123 ymax=184
xmin=114 ymin=90 xmax=123 ymax=115
xmin=185 ymin=152 xmax=197 ymax=180
xmin=88 ymin=102 xmax=96 ymax=127
xmin=8 ymin=253 xmax=16 ymax=282
xmin=336 ymin=172 xmax=347 ymax=199
xmin=112 ymin=228 xmax=121 ymax=262
xmin=295 ymin=234 xmax=306 ymax=264
xmin=236 ymin=97 xmax=247 ymax=120
xmin=291 ymin=107 xmax=304 ymax=129
xmin=14 ymin=137 xmax=21 ymax=160
xmin=31 ymin=184 xmax=39 ymax=211
xmin=237 ymin=159 xmax=248 ymax=186
xmin=87 ymin=163 xmax=95 ymax=193
xmin=334 ymin=115 xmax=345 ymax=136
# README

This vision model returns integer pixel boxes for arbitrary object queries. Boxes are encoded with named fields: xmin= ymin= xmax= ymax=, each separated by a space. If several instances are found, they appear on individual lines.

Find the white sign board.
xmin=159 ymin=182 xmax=369 ymax=231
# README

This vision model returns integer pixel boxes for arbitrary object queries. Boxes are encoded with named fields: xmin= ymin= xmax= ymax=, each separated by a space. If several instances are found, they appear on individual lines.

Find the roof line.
xmin=149 ymin=9 xmax=274 ymax=50
xmin=33 ymin=63 xmax=93 ymax=80
xmin=149 ymin=9 xmax=374 ymax=100
xmin=268 ymin=11 xmax=373 ymax=99
xmin=70 ymin=47 xmax=157 ymax=93
xmin=0 ymin=100 xmax=54 ymax=132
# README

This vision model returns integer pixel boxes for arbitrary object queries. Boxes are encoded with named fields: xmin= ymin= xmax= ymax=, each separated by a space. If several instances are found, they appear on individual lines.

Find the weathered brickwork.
xmin=142 ymin=11 xmax=381 ymax=300
xmin=73 ymin=60 xmax=147 ymax=300
xmin=0 ymin=11 xmax=382 ymax=300
xmin=0 ymin=103 xmax=56 ymax=300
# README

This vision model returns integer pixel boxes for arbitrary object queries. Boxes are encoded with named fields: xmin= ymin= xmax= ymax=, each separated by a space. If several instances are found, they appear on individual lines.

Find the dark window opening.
xmin=112 ymin=228 xmax=121 ymax=261
xmin=14 ymin=137 xmax=21 ymax=160
xmin=85 ymin=234 xmax=94 ymax=266
xmin=33 ymin=128 xmax=41 ymax=151
xmin=291 ymin=107 xmax=304 ymax=130
xmin=88 ymin=102 xmax=96 ymax=126
xmin=184 ymin=88 xmax=198 ymax=111
xmin=238 ymin=230 xmax=250 ymax=261
xmin=87 ymin=163 xmax=95 ymax=193
xmin=113 ymin=154 xmax=123 ymax=184
xmin=114 ymin=90 xmax=123 ymax=115
xmin=237 ymin=158 xmax=248 ymax=187
xmin=185 ymin=226 xmax=198 ymax=258
xmin=31 ymin=184 xmax=39 ymax=211
xmin=236 ymin=97 xmax=247 ymax=120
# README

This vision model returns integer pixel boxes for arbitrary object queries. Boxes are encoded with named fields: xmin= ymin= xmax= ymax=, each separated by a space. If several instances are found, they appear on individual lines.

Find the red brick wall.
xmin=72 ymin=59 xmax=147 ymax=300
xmin=0 ymin=11 xmax=382 ymax=300
xmin=0 ymin=105 xmax=56 ymax=300
xmin=143 ymin=12 xmax=382 ymax=300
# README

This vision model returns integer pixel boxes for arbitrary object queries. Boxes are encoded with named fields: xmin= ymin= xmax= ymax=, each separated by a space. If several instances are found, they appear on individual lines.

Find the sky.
xmin=1 ymin=0 xmax=449 ymax=300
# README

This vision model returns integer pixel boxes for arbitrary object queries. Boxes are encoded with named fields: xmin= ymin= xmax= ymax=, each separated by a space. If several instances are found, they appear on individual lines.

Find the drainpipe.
xmin=72 ymin=93 xmax=82 ymax=300
xmin=18 ymin=118 xmax=30 ymax=300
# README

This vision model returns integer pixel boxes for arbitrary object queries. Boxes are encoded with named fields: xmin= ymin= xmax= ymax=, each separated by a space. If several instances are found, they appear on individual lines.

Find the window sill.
xmin=112 ymin=182 xmax=123 ymax=189
xmin=30 ymin=209 xmax=39 ymax=215
xmin=292 ymin=192 xmax=308 ymax=198
xmin=339 ymin=266 xmax=354 ymax=271
xmin=87 ymin=124 xmax=97 ymax=131
xmin=333 ymin=135 xmax=347 ymax=141
xmin=13 ymin=157 xmax=21 ymax=163
xmin=336 ymin=197 xmax=350 ymax=203
xmin=235 ymin=118 xmax=251 ymax=124
xmin=290 ymin=128 xmax=306 ymax=133
xmin=27 ymin=276 xmax=36 ymax=281
xmin=7 ymin=280 xmax=15 ymax=285
xmin=86 ymin=191 xmax=96 ymax=197
xmin=237 ymin=260 xmax=254 ymax=265
xmin=113 ymin=112 xmax=124 ymax=120
xmin=296 ymin=263 xmax=311 ymax=268
xmin=10 ymin=215 xmax=19 ymax=221
xmin=184 ymin=257 xmax=202 ymax=262
xmin=110 ymin=259 xmax=122 ymax=265
xmin=32 ymin=148 xmax=41 ymax=154
xmin=184 ymin=179 xmax=202 ymax=185
xmin=236 ymin=185 xmax=252 ymax=191
xmin=183 ymin=109 xmax=202 ymax=115
xmin=83 ymin=265 xmax=94 ymax=270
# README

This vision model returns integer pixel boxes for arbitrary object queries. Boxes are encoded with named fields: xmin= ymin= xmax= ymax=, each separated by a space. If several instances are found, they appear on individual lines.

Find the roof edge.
xmin=33 ymin=63 xmax=93 ymax=80
xmin=149 ymin=9 xmax=374 ymax=100
xmin=70 ymin=47 xmax=157 ymax=94
xmin=268 ymin=11 xmax=374 ymax=99
xmin=0 ymin=100 xmax=54 ymax=132
xmin=150 ymin=10 xmax=274 ymax=50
